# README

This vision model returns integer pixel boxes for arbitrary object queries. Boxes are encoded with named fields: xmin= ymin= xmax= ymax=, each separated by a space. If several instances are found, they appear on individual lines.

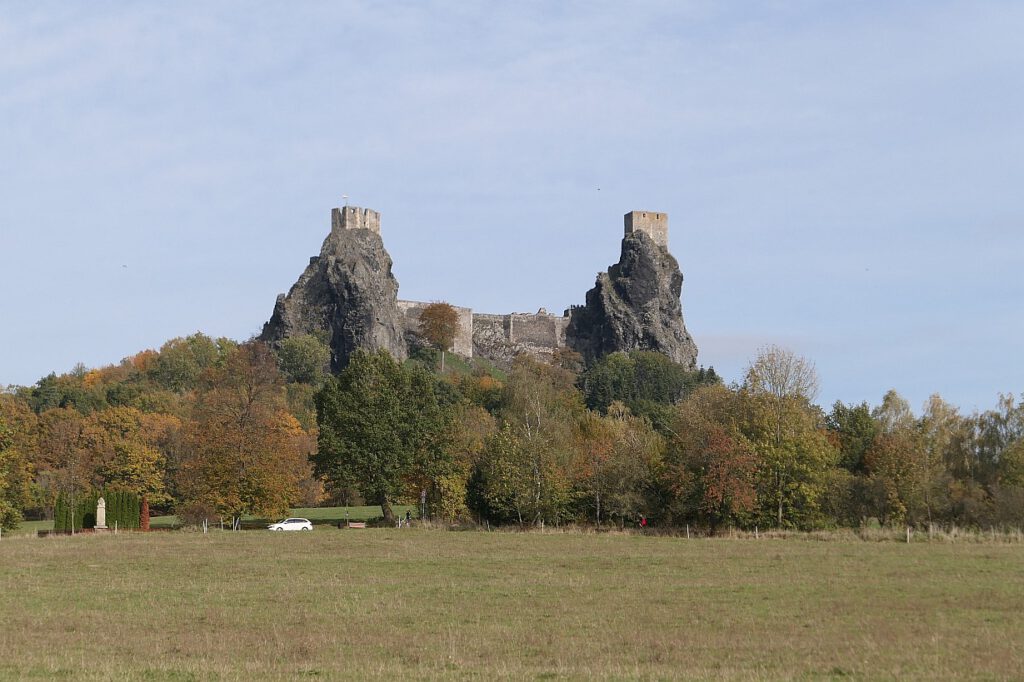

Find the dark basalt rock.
xmin=566 ymin=231 xmax=698 ymax=368
xmin=259 ymin=225 xmax=407 ymax=371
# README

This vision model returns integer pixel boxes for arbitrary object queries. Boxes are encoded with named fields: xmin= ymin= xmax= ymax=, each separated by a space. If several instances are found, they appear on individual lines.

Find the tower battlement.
xmin=624 ymin=210 xmax=668 ymax=249
xmin=332 ymin=206 xmax=380 ymax=234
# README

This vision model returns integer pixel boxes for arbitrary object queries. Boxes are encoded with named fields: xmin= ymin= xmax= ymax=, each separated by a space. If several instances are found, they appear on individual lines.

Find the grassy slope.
xmin=406 ymin=349 xmax=507 ymax=382
xmin=1 ymin=531 xmax=1022 ymax=680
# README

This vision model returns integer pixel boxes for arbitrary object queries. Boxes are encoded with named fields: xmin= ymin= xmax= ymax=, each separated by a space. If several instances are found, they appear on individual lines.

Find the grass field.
xmin=1 ymin=530 xmax=1022 ymax=680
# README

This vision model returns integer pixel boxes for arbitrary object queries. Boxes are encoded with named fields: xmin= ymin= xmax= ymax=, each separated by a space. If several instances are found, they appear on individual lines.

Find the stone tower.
xmin=331 ymin=206 xmax=381 ymax=234
xmin=624 ymin=210 xmax=668 ymax=249
xmin=567 ymin=209 xmax=697 ymax=367
xmin=260 ymin=205 xmax=406 ymax=370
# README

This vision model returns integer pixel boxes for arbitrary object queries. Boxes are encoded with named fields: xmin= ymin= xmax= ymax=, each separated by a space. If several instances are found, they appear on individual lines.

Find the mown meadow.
xmin=1 ymin=529 xmax=1022 ymax=680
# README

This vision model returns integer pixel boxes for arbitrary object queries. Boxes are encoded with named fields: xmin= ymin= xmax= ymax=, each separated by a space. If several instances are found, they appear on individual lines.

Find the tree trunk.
xmin=440 ymin=350 xmax=445 ymax=373
xmin=381 ymin=496 xmax=396 ymax=526
xmin=777 ymin=470 xmax=784 ymax=527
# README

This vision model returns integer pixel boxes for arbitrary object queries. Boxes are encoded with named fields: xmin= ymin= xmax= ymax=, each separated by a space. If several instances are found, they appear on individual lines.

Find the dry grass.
xmin=1 ymin=529 xmax=1022 ymax=680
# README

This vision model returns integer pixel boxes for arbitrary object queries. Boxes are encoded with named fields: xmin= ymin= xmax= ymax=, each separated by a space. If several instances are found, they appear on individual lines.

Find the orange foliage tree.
xmin=573 ymin=404 xmax=663 ymax=526
xmin=177 ymin=343 xmax=312 ymax=526
xmin=0 ymin=396 xmax=38 ymax=528
xmin=418 ymin=302 xmax=460 ymax=372
xmin=664 ymin=384 xmax=758 ymax=529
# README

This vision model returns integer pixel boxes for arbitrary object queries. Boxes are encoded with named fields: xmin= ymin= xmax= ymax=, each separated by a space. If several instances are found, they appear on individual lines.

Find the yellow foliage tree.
xmin=177 ymin=343 xmax=312 ymax=525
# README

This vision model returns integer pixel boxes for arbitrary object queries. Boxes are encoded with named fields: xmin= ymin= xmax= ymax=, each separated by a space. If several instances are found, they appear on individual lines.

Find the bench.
xmin=346 ymin=522 xmax=366 ymax=529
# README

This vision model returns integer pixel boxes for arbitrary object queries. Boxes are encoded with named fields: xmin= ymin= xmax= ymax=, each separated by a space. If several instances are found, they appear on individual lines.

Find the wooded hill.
xmin=2 ymin=331 xmax=1023 ymax=531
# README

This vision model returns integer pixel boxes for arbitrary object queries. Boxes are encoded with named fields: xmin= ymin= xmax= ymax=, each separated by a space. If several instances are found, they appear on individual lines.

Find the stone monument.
xmin=95 ymin=497 xmax=107 ymax=530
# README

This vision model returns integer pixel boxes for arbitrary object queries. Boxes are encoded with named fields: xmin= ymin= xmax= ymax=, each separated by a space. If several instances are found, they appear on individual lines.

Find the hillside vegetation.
xmin=2 ymin=331 xmax=1023 ymax=533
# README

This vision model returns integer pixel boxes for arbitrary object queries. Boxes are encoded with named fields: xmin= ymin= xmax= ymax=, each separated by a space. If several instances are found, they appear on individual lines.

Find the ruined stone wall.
xmin=471 ymin=310 xmax=569 ymax=364
xmin=509 ymin=311 xmax=568 ymax=349
xmin=624 ymin=210 xmax=668 ymax=249
xmin=471 ymin=313 xmax=514 ymax=364
xmin=397 ymin=300 xmax=474 ymax=357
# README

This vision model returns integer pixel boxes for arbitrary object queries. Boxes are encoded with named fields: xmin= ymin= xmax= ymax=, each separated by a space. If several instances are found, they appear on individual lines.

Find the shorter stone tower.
xmin=331 ymin=206 xmax=381 ymax=234
xmin=624 ymin=210 xmax=668 ymax=249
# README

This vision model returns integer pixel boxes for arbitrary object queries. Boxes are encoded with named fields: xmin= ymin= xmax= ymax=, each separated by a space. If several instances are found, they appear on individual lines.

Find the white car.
xmin=267 ymin=517 xmax=313 ymax=531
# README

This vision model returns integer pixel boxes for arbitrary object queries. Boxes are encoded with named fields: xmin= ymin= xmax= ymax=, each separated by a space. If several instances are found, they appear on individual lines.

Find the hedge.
xmin=53 ymin=490 xmax=140 ymax=531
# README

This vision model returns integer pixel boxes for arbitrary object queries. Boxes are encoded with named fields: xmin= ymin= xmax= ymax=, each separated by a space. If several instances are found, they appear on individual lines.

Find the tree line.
xmin=317 ymin=339 xmax=1024 ymax=530
xmin=0 ymin=333 xmax=324 ymax=530
xmin=2 ymin=323 xmax=1023 ymax=531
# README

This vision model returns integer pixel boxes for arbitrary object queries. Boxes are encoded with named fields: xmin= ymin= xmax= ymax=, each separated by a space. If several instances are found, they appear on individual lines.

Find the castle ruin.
xmin=394 ymin=210 xmax=671 ymax=362
xmin=262 ymin=204 xmax=696 ymax=369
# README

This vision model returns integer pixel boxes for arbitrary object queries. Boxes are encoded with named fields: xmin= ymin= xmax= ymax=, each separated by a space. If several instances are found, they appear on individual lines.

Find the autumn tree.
xmin=826 ymin=401 xmax=879 ymax=473
xmin=276 ymin=334 xmax=331 ymax=385
xmin=999 ymin=439 xmax=1024 ymax=488
xmin=37 ymin=408 xmax=95 ymax=519
xmin=580 ymin=350 xmax=719 ymax=433
xmin=0 ymin=418 xmax=32 ymax=529
xmin=452 ymin=372 xmax=504 ymax=414
xmin=0 ymin=396 xmax=40 ymax=525
xmin=863 ymin=425 xmax=928 ymax=525
xmin=571 ymin=404 xmax=663 ymax=526
xmin=27 ymin=372 xmax=106 ymax=415
xmin=972 ymin=394 xmax=1024 ymax=487
xmin=855 ymin=390 xmax=955 ymax=526
xmin=418 ymin=302 xmax=460 ymax=372
xmin=137 ymin=412 xmax=185 ymax=513
xmin=314 ymin=349 xmax=455 ymax=525
xmin=872 ymin=389 xmax=915 ymax=434
xmin=470 ymin=356 xmax=583 ymax=526
xmin=916 ymin=394 xmax=964 ymax=522
xmin=573 ymin=411 xmax=616 ymax=524
xmin=664 ymin=384 xmax=757 ymax=529
xmin=177 ymin=343 xmax=311 ymax=526
xmin=151 ymin=333 xmax=236 ymax=393
xmin=471 ymin=426 xmax=539 ymax=525
xmin=431 ymin=404 xmax=495 ymax=522
xmin=83 ymin=407 xmax=170 ymax=505
xmin=992 ymin=435 xmax=1024 ymax=525
xmin=597 ymin=405 xmax=663 ymax=526
xmin=742 ymin=345 xmax=836 ymax=529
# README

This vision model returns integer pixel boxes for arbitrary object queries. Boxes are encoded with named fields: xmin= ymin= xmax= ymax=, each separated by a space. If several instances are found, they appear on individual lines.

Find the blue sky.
xmin=2 ymin=1 xmax=1022 ymax=413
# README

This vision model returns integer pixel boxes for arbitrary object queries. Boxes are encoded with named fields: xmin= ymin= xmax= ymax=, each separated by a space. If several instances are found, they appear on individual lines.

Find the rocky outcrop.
xmin=259 ymin=216 xmax=407 ymax=370
xmin=262 ymin=206 xmax=698 ymax=374
xmin=566 ymin=230 xmax=698 ymax=368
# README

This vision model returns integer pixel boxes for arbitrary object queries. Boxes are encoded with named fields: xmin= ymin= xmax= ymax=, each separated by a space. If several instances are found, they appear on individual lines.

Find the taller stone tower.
xmin=624 ymin=210 xmax=668 ymax=249
xmin=260 ymin=206 xmax=407 ymax=370
xmin=566 ymin=210 xmax=697 ymax=368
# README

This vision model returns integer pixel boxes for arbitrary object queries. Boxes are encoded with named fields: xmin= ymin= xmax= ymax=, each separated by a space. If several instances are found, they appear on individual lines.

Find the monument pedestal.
xmin=95 ymin=497 xmax=107 ymax=531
